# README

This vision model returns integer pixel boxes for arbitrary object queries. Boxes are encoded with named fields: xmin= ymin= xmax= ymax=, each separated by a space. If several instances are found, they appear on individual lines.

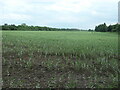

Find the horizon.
xmin=1 ymin=22 xmax=118 ymax=30
xmin=0 ymin=0 xmax=119 ymax=29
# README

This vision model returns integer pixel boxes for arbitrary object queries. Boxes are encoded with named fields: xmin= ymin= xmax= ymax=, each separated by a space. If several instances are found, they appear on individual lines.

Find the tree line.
xmin=1 ymin=23 xmax=119 ymax=32
xmin=1 ymin=23 xmax=80 ymax=31
xmin=95 ymin=23 xmax=120 ymax=32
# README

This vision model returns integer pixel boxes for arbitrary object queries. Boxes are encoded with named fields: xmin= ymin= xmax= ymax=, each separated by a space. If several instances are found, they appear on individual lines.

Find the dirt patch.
xmin=2 ymin=51 xmax=118 ymax=88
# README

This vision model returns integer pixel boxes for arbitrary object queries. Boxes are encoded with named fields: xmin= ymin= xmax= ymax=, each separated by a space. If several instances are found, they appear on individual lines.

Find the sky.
xmin=0 ymin=0 xmax=119 ymax=29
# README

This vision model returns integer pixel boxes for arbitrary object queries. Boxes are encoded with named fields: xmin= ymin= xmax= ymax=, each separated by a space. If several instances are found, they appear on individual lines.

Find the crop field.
xmin=2 ymin=31 xmax=119 ymax=88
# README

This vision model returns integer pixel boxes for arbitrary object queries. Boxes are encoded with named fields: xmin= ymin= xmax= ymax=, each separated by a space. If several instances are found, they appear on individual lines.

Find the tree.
xmin=103 ymin=23 xmax=107 ymax=32
xmin=95 ymin=23 xmax=107 ymax=32
xmin=88 ymin=29 xmax=93 ymax=31
xmin=115 ymin=24 xmax=120 ymax=32
xmin=21 ymin=23 xmax=27 ymax=26
xmin=10 ymin=24 xmax=17 ymax=30
xmin=2 ymin=23 xmax=10 ymax=30
xmin=107 ymin=25 xmax=112 ymax=32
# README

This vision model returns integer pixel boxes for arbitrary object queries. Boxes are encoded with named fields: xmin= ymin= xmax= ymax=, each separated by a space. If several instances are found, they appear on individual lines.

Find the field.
xmin=2 ymin=31 xmax=119 ymax=88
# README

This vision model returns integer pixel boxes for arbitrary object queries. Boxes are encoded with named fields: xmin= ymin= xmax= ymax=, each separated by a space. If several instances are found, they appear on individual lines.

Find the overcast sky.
xmin=0 ymin=0 xmax=119 ymax=29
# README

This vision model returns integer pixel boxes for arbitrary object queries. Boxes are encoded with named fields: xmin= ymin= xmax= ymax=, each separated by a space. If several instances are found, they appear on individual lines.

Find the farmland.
xmin=2 ymin=31 xmax=119 ymax=88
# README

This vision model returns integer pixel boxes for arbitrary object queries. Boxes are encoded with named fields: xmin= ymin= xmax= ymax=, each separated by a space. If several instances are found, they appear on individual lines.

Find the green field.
xmin=2 ymin=31 xmax=119 ymax=88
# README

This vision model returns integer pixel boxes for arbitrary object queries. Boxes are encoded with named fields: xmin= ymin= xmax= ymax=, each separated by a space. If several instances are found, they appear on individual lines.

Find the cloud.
xmin=0 ymin=0 xmax=119 ymax=29
xmin=2 ymin=13 xmax=31 ymax=20
xmin=44 ymin=0 xmax=92 ymax=13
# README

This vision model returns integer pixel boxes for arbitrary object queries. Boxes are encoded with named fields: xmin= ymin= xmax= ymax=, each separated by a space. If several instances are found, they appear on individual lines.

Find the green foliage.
xmin=1 ymin=23 xmax=80 ymax=31
xmin=95 ymin=23 xmax=107 ymax=32
xmin=95 ymin=23 xmax=120 ymax=32
xmin=2 ymin=23 xmax=119 ymax=32
xmin=88 ymin=29 xmax=94 ymax=31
